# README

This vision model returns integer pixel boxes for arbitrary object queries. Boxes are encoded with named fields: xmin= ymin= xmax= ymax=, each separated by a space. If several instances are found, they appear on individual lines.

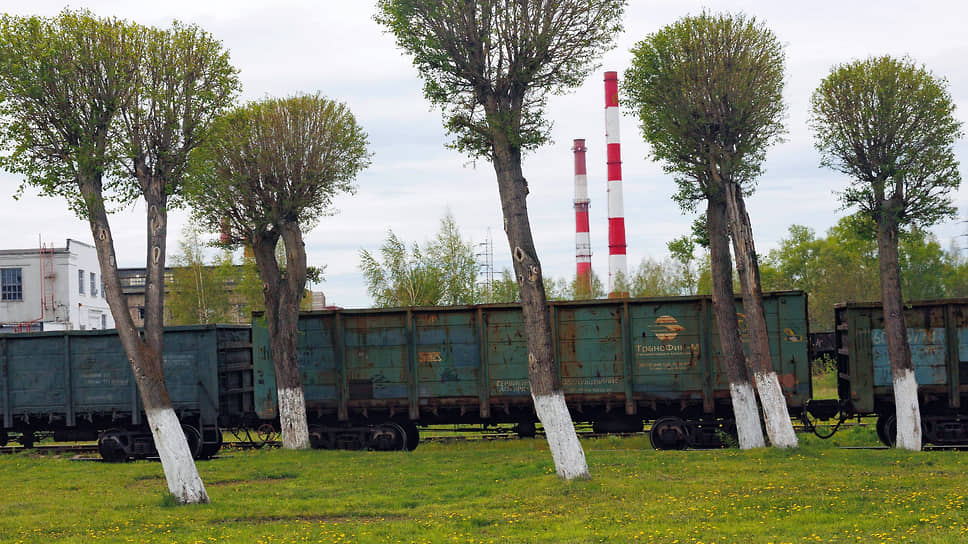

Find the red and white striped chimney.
xmin=573 ymin=139 xmax=592 ymax=294
xmin=604 ymin=71 xmax=628 ymax=297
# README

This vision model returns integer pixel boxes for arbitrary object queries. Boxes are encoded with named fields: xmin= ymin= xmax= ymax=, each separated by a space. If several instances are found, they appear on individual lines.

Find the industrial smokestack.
xmin=573 ymin=139 xmax=592 ymax=295
xmin=604 ymin=71 xmax=628 ymax=297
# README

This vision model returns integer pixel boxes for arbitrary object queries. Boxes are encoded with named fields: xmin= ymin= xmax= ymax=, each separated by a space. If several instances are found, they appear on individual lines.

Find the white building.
xmin=0 ymin=239 xmax=115 ymax=333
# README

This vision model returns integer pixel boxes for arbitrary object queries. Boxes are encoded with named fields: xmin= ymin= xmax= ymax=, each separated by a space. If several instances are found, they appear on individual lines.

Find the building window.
xmin=1 ymin=268 xmax=23 ymax=301
xmin=78 ymin=269 xmax=85 ymax=294
xmin=90 ymin=272 xmax=97 ymax=296
xmin=101 ymin=314 xmax=107 ymax=329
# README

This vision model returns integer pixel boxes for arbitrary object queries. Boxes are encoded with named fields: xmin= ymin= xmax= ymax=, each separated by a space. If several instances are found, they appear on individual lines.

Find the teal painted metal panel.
xmin=557 ymin=303 xmax=625 ymax=395
xmin=414 ymin=310 xmax=480 ymax=399
xmin=485 ymin=308 xmax=530 ymax=397
xmin=629 ymin=298 xmax=705 ymax=397
xmin=872 ymin=328 xmax=947 ymax=386
xmin=0 ymin=326 xmax=226 ymax=426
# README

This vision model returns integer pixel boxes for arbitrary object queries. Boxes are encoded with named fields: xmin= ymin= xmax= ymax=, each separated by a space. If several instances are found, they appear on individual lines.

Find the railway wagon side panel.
xmin=556 ymin=303 xmax=625 ymax=397
xmin=628 ymin=299 xmax=708 ymax=405
xmin=216 ymin=325 xmax=256 ymax=425
xmin=762 ymin=293 xmax=812 ymax=409
xmin=836 ymin=299 xmax=968 ymax=415
xmin=414 ymin=309 xmax=480 ymax=400
xmin=485 ymin=307 xmax=531 ymax=402
xmin=1 ymin=327 xmax=225 ymax=432
xmin=872 ymin=307 xmax=948 ymax=387
xmin=295 ymin=314 xmax=339 ymax=416
xmin=3 ymin=334 xmax=70 ymax=423
xmin=343 ymin=312 xmax=410 ymax=408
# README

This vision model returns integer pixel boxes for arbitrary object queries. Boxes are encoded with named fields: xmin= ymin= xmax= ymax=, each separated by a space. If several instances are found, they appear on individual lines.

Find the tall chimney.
xmin=573 ymin=139 xmax=592 ymax=295
xmin=604 ymin=71 xmax=628 ymax=297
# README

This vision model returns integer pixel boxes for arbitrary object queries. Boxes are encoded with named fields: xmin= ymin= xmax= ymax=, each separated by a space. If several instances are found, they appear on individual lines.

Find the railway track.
xmin=0 ymin=441 xmax=280 ymax=457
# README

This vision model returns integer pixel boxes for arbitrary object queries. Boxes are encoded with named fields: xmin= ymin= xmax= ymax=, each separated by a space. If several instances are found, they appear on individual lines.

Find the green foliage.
xmin=810 ymin=56 xmax=963 ymax=229
xmin=360 ymin=213 xmax=479 ymax=308
xmin=189 ymin=93 xmax=371 ymax=243
xmin=114 ymin=20 xmax=240 ymax=207
xmin=761 ymin=215 xmax=968 ymax=331
xmin=629 ymin=257 xmax=686 ymax=297
xmin=360 ymin=231 xmax=445 ymax=308
xmin=488 ymin=268 xmax=520 ymax=304
xmin=167 ymin=222 xmax=237 ymax=325
xmin=4 ymin=438 xmax=968 ymax=542
xmin=375 ymin=0 xmax=626 ymax=159
xmin=624 ymin=11 xmax=786 ymax=209
xmin=0 ymin=10 xmax=140 ymax=216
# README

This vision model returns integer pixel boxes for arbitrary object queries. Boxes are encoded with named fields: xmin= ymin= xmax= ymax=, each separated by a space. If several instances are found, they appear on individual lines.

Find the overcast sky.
xmin=2 ymin=1 xmax=967 ymax=308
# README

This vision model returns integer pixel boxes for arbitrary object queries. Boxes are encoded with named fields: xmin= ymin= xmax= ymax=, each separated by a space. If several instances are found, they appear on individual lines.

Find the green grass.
xmin=1 ymin=431 xmax=965 ymax=543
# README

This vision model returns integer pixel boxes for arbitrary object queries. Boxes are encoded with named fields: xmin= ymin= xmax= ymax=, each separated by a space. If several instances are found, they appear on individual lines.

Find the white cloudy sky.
xmin=1 ymin=1 xmax=967 ymax=308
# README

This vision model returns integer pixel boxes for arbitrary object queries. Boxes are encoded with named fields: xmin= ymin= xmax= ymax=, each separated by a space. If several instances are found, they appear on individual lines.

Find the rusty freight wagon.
xmin=834 ymin=299 xmax=968 ymax=446
xmin=250 ymin=291 xmax=811 ymax=450
xmin=0 ymin=325 xmax=250 ymax=460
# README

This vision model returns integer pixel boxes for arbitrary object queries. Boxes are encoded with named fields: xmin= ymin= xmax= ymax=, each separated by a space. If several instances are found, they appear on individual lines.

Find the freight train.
xmin=2 ymin=291 xmax=966 ymax=459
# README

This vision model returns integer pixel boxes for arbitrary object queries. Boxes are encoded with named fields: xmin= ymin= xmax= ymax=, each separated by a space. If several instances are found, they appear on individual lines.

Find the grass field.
xmin=1 ymin=424 xmax=966 ymax=544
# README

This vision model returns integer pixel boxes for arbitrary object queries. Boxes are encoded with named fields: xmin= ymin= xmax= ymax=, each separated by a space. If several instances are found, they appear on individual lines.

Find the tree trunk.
xmin=724 ymin=182 xmax=798 ymax=448
xmin=492 ymin=141 xmax=589 ymax=480
xmin=82 ymin=178 xmax=209 ymax=504
xmin=251 ymin=226 xmax=310 ymax=450
xmin=707 ymin=197 xmax=765 ymax=449
xmin=877 ymin=218 xmax=921 ymax=451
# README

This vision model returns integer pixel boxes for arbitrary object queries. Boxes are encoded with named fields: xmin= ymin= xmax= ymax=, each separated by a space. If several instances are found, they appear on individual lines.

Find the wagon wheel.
xmin=308 ymin=425 xmax=330 ymax=450
xmin=876 ymin=413 xmax=896 ymax=447
xmin=650 ymin=416 xmax=691 ymax=450
xmin=369 ymin=422 xmax=408 ymax=451
xmin=182 ymin=425 xmax=203 ymax=459
xmin=98 ymin=429 xmax=130 ymax=463
xmin=256 ymin=423 xmax=276 ymax=445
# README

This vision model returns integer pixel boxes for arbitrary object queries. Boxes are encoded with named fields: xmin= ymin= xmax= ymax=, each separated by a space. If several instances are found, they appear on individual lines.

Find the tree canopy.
xmin=810 ymin=56 xmax=963 ymax=229
xmin=624 ymin=11 xmax=786 ymax=209
xmin=375 ymin=0 xmax=626 ymax=158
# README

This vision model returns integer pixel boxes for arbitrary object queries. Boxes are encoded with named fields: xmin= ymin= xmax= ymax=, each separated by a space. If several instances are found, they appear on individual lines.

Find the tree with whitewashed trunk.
xmin=187 ymin=94 xmax=371 ymax=450
xmin=377 ymin=0 xmax=626 ymax=479
xmin=0 ymin=11 xmax=238 ymax=503
xmin=810 ymin=56 xmax=963 ymax=451
xmin=625 ymin=11 xmax=796 ymax=448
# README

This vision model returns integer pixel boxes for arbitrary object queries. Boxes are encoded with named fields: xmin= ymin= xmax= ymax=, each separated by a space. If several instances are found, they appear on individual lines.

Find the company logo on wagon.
xmin=650 ymin=315 xmax=685 ymax=342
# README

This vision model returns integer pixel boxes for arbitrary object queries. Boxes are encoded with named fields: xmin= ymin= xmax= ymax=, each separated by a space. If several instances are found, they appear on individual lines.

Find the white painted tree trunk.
xmin=893 ymin=369 xmax=922 ymax=451
xmin=279 ymin=387 xmax=311 ymax=449
xmin=533 ymin=392 xmax=590 ymax=480
xmin=146 ymin=407 xmax=209 ymax=504
xmin=753 ymin=371 xmax=798 ymax=448
xmin=729 ymin=381 xmax=766 ymax=449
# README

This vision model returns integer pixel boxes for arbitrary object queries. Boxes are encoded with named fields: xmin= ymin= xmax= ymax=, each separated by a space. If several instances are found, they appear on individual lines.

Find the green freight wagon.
xmin=0 ymin=325 xmax=250 ymax=460
xmin=834 ymin=299 xmax=968 ymax=446
xmin=251 ymin=291 xmax=810 ymax=450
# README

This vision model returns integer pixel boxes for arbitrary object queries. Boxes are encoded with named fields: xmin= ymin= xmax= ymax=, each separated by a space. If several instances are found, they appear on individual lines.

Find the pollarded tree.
xmin=377 ymin=0 xmax=626 ymax=481
xmin=189 ymin=93 xmax=371 ymax=450
xmin=810 ymin=56 xmax=963 ymax=450
xmin=625 ymin=11 xmax=796 ymax=448
xmin=0 ymin=11 xmax=238 ymax=503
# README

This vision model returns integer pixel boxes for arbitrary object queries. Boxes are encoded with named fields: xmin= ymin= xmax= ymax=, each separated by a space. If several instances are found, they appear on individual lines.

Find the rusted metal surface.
xmin=1 ymin=326 xmax=240 ymax=439
xmin=252 ymin=292 xmax=810 ymax=424
xmin=834 ymin=298 xmax=968 ymax=414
